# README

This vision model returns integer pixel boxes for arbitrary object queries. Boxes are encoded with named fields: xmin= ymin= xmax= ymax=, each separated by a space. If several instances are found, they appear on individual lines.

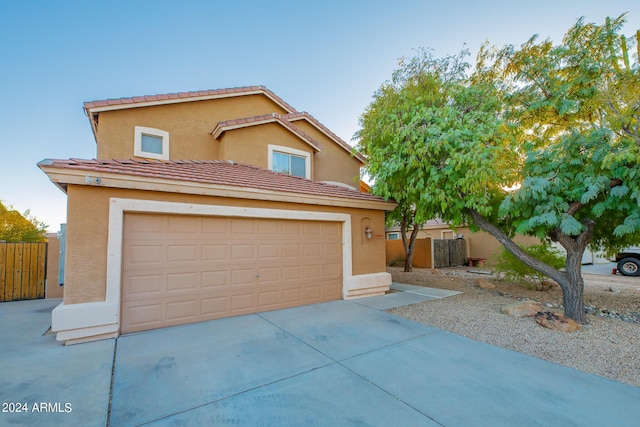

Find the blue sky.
xmin=1 ymin=0 xmax=638 ymax=232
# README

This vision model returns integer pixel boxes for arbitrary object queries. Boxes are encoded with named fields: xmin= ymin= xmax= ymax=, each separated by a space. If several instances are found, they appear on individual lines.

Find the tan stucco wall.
xmin=45 ymin=233 xmax=63 ymax=298
xmin=219 ymin=123 xmax=314 ymax=173
xmin=93 ymin=96 xmax=361 ymax=188
xmin=385 ymin=238 xmax=432 ymax=268
xmin=418 ymin=226 xmax=540 ymax=265
xmin=95 ymin=95 xmax=289 ymax=160
xmin=292 ymin=120 xmax=361 ymax=187
xmin=63 ymin=185 xmax=387 ymax=305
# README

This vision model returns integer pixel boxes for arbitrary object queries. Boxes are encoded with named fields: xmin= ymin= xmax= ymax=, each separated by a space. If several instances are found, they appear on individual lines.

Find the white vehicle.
xmin=615 ymin=247 xmax=640 ymax=276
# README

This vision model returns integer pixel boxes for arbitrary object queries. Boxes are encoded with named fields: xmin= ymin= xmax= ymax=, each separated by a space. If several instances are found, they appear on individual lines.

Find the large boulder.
xmin=501 ymin=300 xmax=544 ymax=317
xmin=534 ymin=311 xmax=582 ymax=332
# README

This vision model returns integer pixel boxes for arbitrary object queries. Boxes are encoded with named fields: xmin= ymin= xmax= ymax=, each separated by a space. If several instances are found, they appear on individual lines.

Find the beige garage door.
xmin=121 ymin=213 xmax=343 ymax=333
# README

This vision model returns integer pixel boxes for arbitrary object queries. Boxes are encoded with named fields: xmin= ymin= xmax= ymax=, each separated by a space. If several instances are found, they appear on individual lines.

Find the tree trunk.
xmin=402 ymin=223 xmax=420 ymax=272
xmin=467 ymin=209 xmax=592 ymax=324
xmin=559 ymin=260 xmax=586 ymax=323
xmin=400 ymin=212 xmax=421 ymax=272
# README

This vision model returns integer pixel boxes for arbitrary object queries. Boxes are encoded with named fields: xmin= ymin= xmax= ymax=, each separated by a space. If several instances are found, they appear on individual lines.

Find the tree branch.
xmin=467 ymin=208 xmax=567 ymax=284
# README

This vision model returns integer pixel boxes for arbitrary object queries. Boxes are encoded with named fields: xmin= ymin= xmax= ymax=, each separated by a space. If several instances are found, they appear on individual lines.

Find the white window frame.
xmin=267 ymin=144 xmax=310 ymax=179
xmin=386 ymin=232 xmax=400 ymax=240
xmin=134 ymin=126 xmax=170 ymax=160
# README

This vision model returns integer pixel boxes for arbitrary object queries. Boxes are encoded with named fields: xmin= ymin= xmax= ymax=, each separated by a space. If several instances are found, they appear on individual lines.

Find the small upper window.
xmin=268 ymin=144 xmax=310 ymax=179
xmin=134 ymin=126 xmax=169 ymax=160
xmin=387 ymin=233 xmax=400 ymax=240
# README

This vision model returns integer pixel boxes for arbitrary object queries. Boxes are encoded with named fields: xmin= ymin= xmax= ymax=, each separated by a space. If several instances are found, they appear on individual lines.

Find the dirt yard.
xmin=389 ymin=267 xmax=640 ymax=322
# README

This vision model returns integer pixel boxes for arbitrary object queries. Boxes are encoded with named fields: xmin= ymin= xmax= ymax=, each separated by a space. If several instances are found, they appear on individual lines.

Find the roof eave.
xmin=39 ymin=166 xmax=397 ymax=211
xmin=287 ymin=114 xmax=366 ymax=164
xmin=84 ymin=87 xmax=296 ymax=115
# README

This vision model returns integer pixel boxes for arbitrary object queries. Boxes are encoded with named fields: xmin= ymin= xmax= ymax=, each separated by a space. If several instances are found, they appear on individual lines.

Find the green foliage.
xmin=492 ymin=244 xmax=565 ymax=287
xmin=356 ymin=49 xmax=520 ymax=228
xmin=0 ymin=201 xmax=47 ymax=242
xmin=357 ymin=14 xmax=640 ymax=253
xmin=356 ymin=15 xmax=639 ymax=321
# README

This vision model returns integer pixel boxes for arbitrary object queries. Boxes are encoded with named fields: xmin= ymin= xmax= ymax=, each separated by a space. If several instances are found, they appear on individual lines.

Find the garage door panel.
xmin=201 ymin=296 xmax=229 ymax=316
xmin=167 ymin=244 xmax=199 ymax=262
xmin=122 ymin=213 xmax=342 ymax=334
xmin=257 ymin=267 xmax=280 ymax=283
xmin=282 ymin=244 xmax=302 ymax=257
xmin=282 ymin=288 xmax=302 ymax=303
xmin=167 ymin=215 xmax=201 ymax=234
xmin=202 ymin=244 xmax=227 ymax=261
xmin=125 ymin=303 xmax=163 ymax=330
xmin=258 ymin=290 xmax=280 ymax=307
xmin=257 ymin=219 xmax=279 ymax=234
xmin=304 ymin=286 xmax=322 ymax=300
xmin=166 ymin=272 xmax=198 ymax=291
xmin=126 ymin=244 xmax=164 ymax=264
xmin=231 ymin=293 xmax=255 ymax=311
xmin=127 ymin=214 xmax=165 ymax=235
xmin=166 ymin=299 xmax=198 ymax=322
xmin=201 ymin=270 xmax=227 ymax=288
xmin=231 ymin=218 xmax=256 ymax=234
xmin=258 ymin=244 xmax=279 ymax=258
xmin=127 ymin=274 xmax=165 ymax=295
xmin=202 ymin=217 xmax=231 ymax=234
xmin=231 ymin=244 xmax=255 ymax=260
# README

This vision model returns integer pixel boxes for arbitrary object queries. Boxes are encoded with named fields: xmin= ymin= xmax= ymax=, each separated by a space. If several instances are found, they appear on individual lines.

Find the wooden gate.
xmin=433 ymin=239 xmax=466 ymax=268
xmin=0 ymin=242 xmax=47 ymax=302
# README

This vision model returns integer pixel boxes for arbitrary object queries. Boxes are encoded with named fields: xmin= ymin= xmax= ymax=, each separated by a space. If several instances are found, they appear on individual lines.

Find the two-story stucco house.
xmin=39 ymin=86 xmax=396 ymax=344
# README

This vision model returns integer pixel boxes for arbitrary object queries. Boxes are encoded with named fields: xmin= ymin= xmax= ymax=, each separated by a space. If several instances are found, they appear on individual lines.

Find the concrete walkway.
xmin=2 ymin=286 xmax=639 ymax=426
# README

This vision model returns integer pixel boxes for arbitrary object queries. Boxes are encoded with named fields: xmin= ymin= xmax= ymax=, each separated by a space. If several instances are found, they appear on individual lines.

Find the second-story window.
xmin=268 ymin=144 xmax=310 ymax=179
xmin=272 ymin=151 xmax=306 ymax=177
xmin=134 ymin=126 xmax=170 ymax=160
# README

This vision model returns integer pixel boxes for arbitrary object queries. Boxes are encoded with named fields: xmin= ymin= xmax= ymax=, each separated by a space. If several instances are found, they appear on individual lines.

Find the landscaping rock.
xmin=475 ymin=278 xmax=496 ymax=289
xmin=540 ymin=280 xmax=559 ymax=290
xmin=535 ymin=311 xmax=582 ymax=332
xmin=501 ymin=301 xmax=544 ymax=317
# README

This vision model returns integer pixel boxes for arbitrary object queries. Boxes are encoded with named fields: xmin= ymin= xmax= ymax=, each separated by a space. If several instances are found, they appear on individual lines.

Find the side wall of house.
xmin=292 ymin=120 xmax=362 ymax=188
xmin=63 ymin=185 xmax=387 ymax=304
xmin=45 ymin=233 xmax=63 ymax=298
xmin=219 ymin=124 xmax=314 ymax=174
xmin=93 ymin=96 xmax=362 ymax=188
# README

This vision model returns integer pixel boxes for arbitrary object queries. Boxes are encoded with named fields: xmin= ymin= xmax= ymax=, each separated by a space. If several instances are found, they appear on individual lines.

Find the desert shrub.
xmin=491 ymin=244 xmax=565 ymax=290
xmin=388 ymin=256 xmax=406 ymax=267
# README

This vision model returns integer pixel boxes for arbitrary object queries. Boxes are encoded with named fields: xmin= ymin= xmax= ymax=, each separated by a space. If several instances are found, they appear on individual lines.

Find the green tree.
xmin=357 ymin=16 xmax=639 ymax=323
xmin=0 ymin=201 xmax=47 ymax=242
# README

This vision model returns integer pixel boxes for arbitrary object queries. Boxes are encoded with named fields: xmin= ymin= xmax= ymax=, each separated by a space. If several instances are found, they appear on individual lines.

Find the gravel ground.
xmin=386 ymin=267 xmax=640 ymax=387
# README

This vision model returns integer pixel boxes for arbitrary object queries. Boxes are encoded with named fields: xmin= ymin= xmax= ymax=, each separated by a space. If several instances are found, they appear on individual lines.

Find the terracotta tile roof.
xmin=283 ymin=112 xmax=366 ymax=163
xmin=83 ymin=85 xmax=297 ymax=113
xmin=39 ymin=158 xmax=389 ymax=203
xmin=212 ymin=113 xmax=321 ymax=151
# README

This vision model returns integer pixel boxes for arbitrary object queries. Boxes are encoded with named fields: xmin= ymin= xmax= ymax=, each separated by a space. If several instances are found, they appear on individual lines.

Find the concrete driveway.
xmin=2 ymin=285 xmax=640 ymax=426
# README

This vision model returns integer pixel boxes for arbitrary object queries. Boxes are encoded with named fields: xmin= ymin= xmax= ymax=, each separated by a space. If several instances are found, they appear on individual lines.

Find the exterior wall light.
xmin=364 ymin=226 xmax=373 ymax=240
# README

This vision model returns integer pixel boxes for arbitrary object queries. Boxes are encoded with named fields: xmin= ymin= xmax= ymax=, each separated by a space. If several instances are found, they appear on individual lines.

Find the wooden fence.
xmin=0 ymin=242 xmax=47 ymax=302
xmin=433 ymin=239 xmax=466 ymax=268
xmin=385 ymin=238 xmax=433 ymax=268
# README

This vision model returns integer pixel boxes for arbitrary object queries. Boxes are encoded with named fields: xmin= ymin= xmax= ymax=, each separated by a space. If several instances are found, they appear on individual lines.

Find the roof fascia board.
xmin=212 ymin=118 xmax=321 ymax=152
xmin=39 ymin=167 xmax=396 ymax=211
xmin=84 ymin=90 xmax=295 ymax=114
xmin=287 ymin=115 xmax=365 ymax=163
